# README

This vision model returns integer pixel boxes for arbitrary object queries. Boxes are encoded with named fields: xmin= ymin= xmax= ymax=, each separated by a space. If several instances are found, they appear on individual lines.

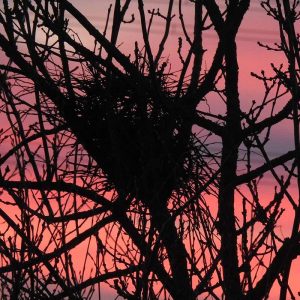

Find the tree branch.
xmin=235 ymin=150 xmax=295 ymax=185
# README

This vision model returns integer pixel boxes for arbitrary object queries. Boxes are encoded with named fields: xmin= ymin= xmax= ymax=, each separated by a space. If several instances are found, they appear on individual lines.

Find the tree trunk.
xmin=218 ymin=39 xmax=243 ymax=299
xmin=149 ymin=203 xmax=194 ymax=300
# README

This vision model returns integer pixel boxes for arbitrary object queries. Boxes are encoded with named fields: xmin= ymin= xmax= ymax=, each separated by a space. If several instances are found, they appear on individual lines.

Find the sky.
xmin=63 ymin=1 xmax=297 ymax=299
xmin=1 ymin=0 xmax=299 ymax=299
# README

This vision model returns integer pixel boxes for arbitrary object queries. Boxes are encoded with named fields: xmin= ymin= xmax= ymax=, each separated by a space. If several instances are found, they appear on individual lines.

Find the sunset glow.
xmin=0 ymin=1 xmax=299 ymax=299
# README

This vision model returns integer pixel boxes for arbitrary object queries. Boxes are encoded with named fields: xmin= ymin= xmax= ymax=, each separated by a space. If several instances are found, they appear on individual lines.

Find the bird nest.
xmin=73 ymin=74 xmax=197 ymax=203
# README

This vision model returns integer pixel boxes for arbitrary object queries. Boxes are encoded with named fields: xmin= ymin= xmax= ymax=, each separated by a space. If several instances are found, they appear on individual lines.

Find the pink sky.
xmin=63 ymin=1 xmax=297 ymax=299
xmin=1 ymin=1 xmax=299 ymax=299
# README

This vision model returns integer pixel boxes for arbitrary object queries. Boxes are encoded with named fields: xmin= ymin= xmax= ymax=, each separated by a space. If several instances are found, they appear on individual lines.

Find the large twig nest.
xmin=74 ymin=74 xmax=196 ymax=203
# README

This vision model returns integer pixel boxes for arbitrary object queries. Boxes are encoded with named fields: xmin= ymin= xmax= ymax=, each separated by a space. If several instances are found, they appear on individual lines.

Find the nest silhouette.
xmin=74 ymin=74 xmax=197 ymax=204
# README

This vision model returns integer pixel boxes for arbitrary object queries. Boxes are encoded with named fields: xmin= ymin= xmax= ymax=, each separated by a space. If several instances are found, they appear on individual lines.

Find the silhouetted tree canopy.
xmin=0 ymin=0 xmax=299 ymax=299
